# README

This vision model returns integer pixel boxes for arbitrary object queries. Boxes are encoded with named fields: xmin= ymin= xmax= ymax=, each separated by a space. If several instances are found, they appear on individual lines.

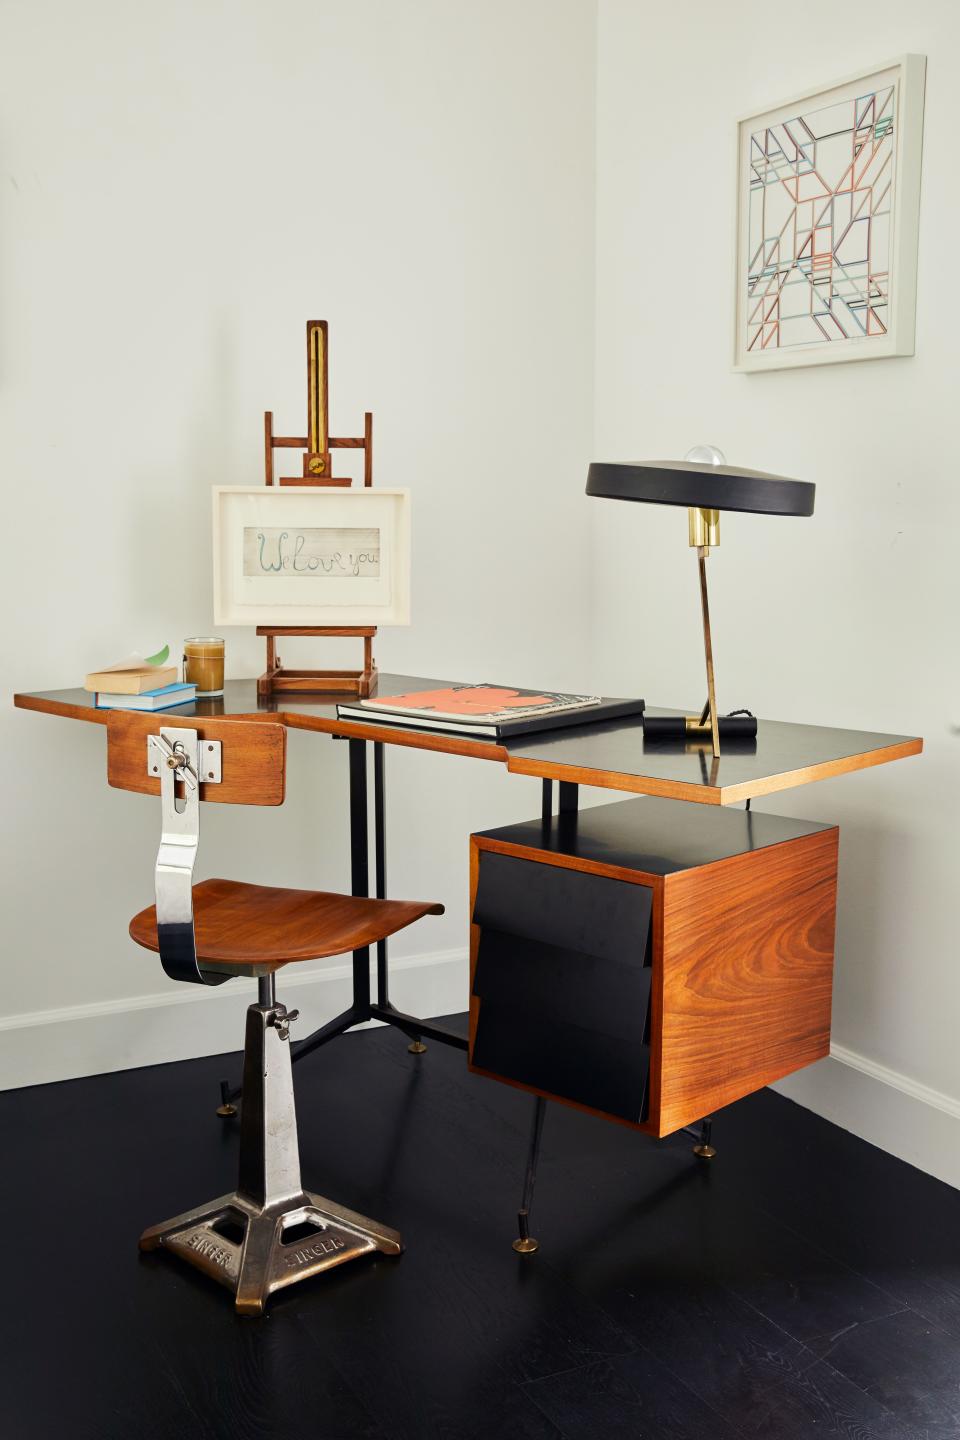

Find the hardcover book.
xmin=95 ymin=682 xmax=197 ymax=712
xmin=336 ymin=684 xmax=645 ymax=739
xmin=85 ymin=646 xmax=175 ymax=695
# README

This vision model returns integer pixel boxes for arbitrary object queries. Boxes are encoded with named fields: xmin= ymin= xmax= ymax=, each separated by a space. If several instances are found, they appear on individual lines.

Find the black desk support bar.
xmin=558 ymin=781 xmax=579 ymax=814
xmin=221 ymin=737 xmax=470 ymax=1109
xmin=291 ymin=761 xmax=574 ymax=1064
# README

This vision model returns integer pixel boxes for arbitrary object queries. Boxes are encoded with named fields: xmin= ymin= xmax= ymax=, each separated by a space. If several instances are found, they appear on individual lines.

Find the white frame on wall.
xmin=212 ymin=485 xmax=411 ymax=627
xmin=733 ymin=54 xmax=926 ymax=373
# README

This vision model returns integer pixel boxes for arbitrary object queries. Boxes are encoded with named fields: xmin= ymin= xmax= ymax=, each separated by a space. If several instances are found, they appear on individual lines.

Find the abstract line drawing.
xmin=747 ymin=87 xmax=894 ymax=353
xmin=734 ymin=59 xmax=925 ymax=371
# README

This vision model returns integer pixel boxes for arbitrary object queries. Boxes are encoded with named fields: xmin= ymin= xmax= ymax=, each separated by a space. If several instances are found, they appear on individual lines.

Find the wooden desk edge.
xmin=13 ymin=692 xmax=923 ymax=803
xmin=717 ymin=736 xmax=924 ymax=804
xmin=506 ymin=734 xmax=924 ymax=805
xmin=12 ymin=691 xmax=508 ymax=766
xmin=14 ymin=692 xmax=111 ymax=725
xmin=287 ymin=712 xmax=508 ymax=764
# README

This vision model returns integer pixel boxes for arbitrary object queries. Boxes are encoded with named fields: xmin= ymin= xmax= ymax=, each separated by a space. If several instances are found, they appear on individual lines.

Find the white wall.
xmin=594 ymin=0 xmax=960 ymax=1183
xmin=0 ymin=0 xmax=597 ymax=1080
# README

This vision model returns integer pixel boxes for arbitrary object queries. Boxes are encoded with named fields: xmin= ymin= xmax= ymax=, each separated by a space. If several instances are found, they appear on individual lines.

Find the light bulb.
xmin=685 ymin=446 xmax=724 ymax=551
xmin=684 ymin=445 xmax=727 ymax=466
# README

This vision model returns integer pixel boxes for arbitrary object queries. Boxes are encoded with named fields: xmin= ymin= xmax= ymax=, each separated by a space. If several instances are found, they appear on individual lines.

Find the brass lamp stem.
xmin=696 ymin=546 xmax=720 ymax=758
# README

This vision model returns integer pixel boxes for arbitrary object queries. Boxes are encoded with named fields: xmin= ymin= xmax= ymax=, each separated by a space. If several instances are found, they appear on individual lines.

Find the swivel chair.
xmin=107 ymin=711 xmax=442 ymax=1314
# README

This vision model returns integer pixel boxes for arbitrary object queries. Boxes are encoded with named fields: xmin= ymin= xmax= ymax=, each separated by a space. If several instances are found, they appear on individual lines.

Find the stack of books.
xmin=85 ymin=650 xmax=196 ymax=711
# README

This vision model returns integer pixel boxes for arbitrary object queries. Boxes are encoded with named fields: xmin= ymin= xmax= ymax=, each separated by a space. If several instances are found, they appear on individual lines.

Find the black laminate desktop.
xmin=14 ymin=673 xmax=922 ymax=806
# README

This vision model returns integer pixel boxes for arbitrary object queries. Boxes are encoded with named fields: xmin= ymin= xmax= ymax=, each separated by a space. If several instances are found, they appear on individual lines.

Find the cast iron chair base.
xmin=142 ymin=979 xmax=401 ymax=1313
xmin=140 ymin=1189 xmax=402 ymax=1316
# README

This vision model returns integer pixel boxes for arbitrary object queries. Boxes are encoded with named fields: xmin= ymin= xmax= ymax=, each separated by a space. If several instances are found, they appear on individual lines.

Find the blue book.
xmin=95 ymin=682 xmax=197 ymax=711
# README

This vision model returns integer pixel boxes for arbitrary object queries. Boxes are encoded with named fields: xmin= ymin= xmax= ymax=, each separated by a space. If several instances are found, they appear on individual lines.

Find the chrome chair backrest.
xmin=152 ymin=726 xmax=214 ymax=985
xmin=106 ymin=712 xmax=286 ymax=985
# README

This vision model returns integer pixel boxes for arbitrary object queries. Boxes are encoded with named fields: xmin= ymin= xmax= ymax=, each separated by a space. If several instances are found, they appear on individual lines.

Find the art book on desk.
xmin=336 ymin=684 xmax=645 ymax=739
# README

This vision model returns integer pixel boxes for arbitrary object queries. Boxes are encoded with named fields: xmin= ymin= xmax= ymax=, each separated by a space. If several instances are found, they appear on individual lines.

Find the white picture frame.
xmin=733 ymin=55 xmax=926 ymax=372
xmin=212 ymin=486 xmax=411 ymax=627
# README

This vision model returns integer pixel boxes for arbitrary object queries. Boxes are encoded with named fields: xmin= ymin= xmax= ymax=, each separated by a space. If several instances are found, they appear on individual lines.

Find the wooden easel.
xmin=257 ymin=321 xmax=377 ymax=698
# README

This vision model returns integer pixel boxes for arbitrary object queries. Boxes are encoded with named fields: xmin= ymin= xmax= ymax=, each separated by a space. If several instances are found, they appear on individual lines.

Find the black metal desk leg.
xmin=558 ymin=781 xmax=579 ymax=814
xmin=291 ymin=738 xmax=374 ymax=1063
xmin=223 ymin=734 xmax=469 ymax=1113
xmin=349 ymin=738 xmax=372 ymax=1014
xmin=279 ymin=736 xmax=374 ymax=1053
xmin=301 ymin=734 xmax=469 ymax=1062
xmin=513 ymin=1096 xmax=547 ymax=1255
xmin=374 ymin=740 xmax=389 ymax=1005
xmin=373 ymin=743 xmax=425 ymax=1054
xmin=363 ymin=745 xmax=467 ymax=1052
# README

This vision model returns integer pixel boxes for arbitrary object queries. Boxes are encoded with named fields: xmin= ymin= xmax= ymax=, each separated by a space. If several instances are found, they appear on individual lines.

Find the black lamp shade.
xmin=586 ymin=461 xmax=815 ymax=517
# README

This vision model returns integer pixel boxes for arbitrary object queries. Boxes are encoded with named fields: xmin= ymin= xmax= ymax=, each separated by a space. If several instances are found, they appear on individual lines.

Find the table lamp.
xmin=586 ymin=446 xmax=815 ymax=757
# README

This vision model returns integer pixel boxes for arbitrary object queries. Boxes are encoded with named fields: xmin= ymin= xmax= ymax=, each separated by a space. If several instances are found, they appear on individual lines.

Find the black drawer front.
xmin=473 ymin=852 xmax=651 ymax=964
xmin=474 ymin=928 xmax=651 ymax=1045
xmin=472 ymin=1004 xmax=650 ymax=1124
xmin=471 ymin=850 xmax=653 ymax=1123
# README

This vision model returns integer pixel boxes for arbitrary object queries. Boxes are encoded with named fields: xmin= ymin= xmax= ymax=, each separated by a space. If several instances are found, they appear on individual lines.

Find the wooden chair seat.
xmin=130 ymin=877 xmax=444 ymax=970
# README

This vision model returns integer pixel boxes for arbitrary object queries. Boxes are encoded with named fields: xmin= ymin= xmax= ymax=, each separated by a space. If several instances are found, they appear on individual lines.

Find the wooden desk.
xmin=13 ymin=674 xmax=922 ymax=1101
xmin=14 ymin=673 xmax=922 ymax=806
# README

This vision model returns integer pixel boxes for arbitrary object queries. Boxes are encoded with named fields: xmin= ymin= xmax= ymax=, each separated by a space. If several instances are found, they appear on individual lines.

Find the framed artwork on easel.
xmin=218 ymin=319 xmax=404 ymax=697
xmin=212 ymin=485 xmax=411 ymax=627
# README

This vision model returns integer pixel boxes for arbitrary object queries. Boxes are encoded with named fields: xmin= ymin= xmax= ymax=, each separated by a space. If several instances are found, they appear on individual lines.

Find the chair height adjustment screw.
xmin=272 ymin=1006 xmax=300 ymax=1041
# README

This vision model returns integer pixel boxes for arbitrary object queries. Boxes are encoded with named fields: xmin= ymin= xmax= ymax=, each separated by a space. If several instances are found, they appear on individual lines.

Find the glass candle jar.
xmin=183 ymin=636 xmax=225 ymax=697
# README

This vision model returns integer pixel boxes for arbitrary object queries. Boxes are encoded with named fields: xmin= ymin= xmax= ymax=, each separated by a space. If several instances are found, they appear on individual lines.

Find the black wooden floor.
xmin=4 ymin=1015 xmax=960 ymax=1440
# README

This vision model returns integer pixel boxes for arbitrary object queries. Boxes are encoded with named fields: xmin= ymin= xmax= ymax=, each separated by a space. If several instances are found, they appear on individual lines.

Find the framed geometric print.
xmin=734 ymin=56 xmax=926 ymax=371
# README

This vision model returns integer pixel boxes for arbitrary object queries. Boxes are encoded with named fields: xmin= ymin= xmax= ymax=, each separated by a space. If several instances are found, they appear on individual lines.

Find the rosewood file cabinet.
xmin=469 ymin=796 xmax=839 ymax=1138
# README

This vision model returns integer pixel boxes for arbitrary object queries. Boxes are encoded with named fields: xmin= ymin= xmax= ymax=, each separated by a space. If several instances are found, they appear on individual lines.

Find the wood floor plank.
xmin=698 ymin=1085 xmax=960 ymax=1340
xmin=581 ymin=1277 xmax=821 ymax=1430
xmin=740 ymin=1358 xmax=921 ymax=1439
xmin=807 ymin=1309 xmax=960 ymax=1429
xmin=522 ymin=1352 xmax=740 ymax=1439
xmin=707 ymin=1200 xmax=905 ymax=1344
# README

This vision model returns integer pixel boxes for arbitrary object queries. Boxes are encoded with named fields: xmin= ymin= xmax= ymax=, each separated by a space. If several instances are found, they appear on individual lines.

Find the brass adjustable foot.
xmin=691 ymin=1115 xmax=716 ymax=1159
xmin=408 ymin=1038 xmax=427 ymax=1054
xmin=512 ymin=1209 xmax=539 ymax=1255
xmin=216 ymin=1080 xmax=237 ymax=1119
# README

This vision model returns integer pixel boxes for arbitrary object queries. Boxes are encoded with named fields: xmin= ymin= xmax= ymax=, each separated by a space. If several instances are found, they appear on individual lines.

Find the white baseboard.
xmin=0 ymin=948 xmax=469 ymax=1091
xmin=774 ymin=1042 xmax=960 ymax=1191
xmin=6 ymin=964 xmax=957 ymax=1194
